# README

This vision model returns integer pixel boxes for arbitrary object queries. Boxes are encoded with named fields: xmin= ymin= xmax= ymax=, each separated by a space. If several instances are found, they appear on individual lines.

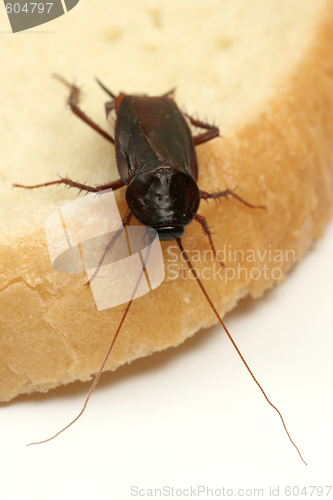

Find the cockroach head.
xmin=126 ymin=167 xmax=201 ymax=241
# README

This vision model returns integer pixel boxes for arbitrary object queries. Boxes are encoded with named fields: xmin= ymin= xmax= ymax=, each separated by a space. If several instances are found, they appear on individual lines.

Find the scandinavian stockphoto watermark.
xmin=45 ymin=188 xmax=165 ymax=311
xmin=165 ymin=244 xmax=296 ymax=283
xmin=45 ymin=188 xmax=297 ymax=309
xmin=3 ymin=0 xmax=80 ymax=33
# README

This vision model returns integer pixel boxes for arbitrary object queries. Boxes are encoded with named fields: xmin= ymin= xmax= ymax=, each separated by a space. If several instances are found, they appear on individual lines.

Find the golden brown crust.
xmin=1 ymin=4 xmax=333 ymax=402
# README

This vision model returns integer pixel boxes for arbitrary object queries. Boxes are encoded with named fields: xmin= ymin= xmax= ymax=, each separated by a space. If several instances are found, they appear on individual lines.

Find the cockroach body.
xmin=114 ymin=94 xmax=201 ymax=240
xmin=15 ymin=75 xmax=261 ymax=253
xmin=13 ymin=76 xmax=306 ymax=464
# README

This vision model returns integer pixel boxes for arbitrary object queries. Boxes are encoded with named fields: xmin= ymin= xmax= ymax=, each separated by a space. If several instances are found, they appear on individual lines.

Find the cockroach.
xmin=14 ymin=75 xmax=306 ymax=464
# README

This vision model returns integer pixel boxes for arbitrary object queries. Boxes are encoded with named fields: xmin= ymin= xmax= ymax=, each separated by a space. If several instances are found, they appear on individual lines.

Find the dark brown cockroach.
xmin=14 ymin=75 xmax=306 ymax=464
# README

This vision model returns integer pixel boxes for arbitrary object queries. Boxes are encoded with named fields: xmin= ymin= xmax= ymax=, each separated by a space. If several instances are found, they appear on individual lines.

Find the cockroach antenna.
xmin=176 ymin=237 xmax=307 ymax=465
xmin=26 ymin=237 xmax=152 ymax=447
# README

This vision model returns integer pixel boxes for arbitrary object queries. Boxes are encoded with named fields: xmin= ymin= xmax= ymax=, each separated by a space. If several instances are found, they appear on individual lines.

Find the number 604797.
xmin=5 ymin=3 xmax=53 ymax=14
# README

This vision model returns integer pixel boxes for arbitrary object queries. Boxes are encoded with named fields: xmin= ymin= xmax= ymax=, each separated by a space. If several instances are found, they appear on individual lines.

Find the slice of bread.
xmin=1 ymin=0 xmax=333 ymax=401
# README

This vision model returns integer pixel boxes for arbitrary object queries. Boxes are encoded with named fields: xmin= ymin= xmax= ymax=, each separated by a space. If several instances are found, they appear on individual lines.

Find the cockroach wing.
xmin=132 ymin=96 xmax=199 ymax=181
xmin=114 ymin=96 xmax=198 ymax=184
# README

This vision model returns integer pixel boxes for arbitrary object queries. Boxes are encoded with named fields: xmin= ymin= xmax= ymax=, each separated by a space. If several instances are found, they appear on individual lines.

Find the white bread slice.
xmin=0 ymin=0 xmax=333 ymax=401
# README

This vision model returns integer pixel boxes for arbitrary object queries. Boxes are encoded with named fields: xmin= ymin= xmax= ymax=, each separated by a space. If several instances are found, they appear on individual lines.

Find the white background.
xmin=1 ymin=220 xmax=332 ymax=499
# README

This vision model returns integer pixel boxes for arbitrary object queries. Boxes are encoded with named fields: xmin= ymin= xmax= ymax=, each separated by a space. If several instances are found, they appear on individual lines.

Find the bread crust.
xmin=1 ymin=3 xmax=333 ymax=401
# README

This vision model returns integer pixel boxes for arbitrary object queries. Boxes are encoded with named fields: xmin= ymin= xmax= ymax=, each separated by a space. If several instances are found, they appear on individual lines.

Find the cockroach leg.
xmin=185 ymin=113 xmax=220 ymax=145
xmin=86 ymin=209 xmax=133 ymax=288
xmin=200 ymin=189 xmax=266 ymax=210
xmin=194 ymin=214 xmax=225 ymax=268
xmin=13 ymin=177 xmax=125 ymax=194
xmin=53 ymin=74 xmax=115 ymax=144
